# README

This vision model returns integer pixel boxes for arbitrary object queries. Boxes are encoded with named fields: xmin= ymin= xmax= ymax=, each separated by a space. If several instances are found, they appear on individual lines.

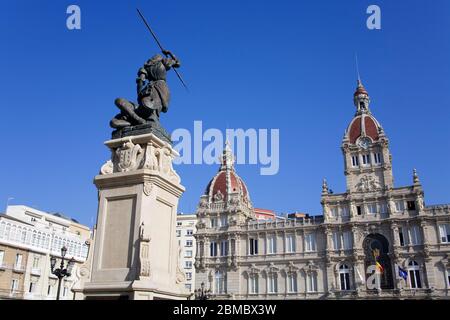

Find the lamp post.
xmin=50 ymin=246 xmax=75 ymax=300
xmin=194 ymin=282 xmax=211 ymax=300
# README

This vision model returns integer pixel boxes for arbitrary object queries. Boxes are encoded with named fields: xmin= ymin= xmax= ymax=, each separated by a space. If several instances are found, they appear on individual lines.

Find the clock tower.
xmin=341 ymin=80 xmax=393 ymax=193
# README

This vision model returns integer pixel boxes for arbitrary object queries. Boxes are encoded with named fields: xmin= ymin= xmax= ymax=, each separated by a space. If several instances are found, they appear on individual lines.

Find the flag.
xmin=398 ymin=266 xmax=408 ymax=280
xmin=375 ymin=261 xmax=384 ymax=273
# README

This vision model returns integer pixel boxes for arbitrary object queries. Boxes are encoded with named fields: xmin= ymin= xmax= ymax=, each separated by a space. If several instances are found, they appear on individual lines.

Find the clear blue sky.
xmin=1 ymin=1 xmax=449 ymax=227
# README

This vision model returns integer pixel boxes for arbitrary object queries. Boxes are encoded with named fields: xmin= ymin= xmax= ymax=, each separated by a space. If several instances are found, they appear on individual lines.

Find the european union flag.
xmin=398 ymin=266 xmax=408 ymax=280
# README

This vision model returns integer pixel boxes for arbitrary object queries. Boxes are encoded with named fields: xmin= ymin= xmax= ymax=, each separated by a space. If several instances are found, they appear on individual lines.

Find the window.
xmin=339 ymin=264 xmax=351 ymax=291
xmin=305 ymin=234 xmax=316 ymax=252
xmin=341 ymin=206 xmax=349 ymax=217
xmin=357 ymin=206 xmax=362 ymax=215
xmin=367 ymin=203 xmax=377 ymax=215
xmin=373 ymin=153 xmax=382 ymax=165
xmin=220 ymin=215 xmax=228 ymax=227
xmin=285 ymin=234 xmax=295 ymax=253
xmin=267 ymin=274 xmax=278 ymax=293
xmin=177 ymin=222 xmax=182 ymax=226
xmin=185 ymin=283 xmax=192 ymax=291
xmin=186 ymin=229 xmax=193 ymax=236
xmin=10 ymin=279 xmax=18 ymax=293
xmin=176 ymin=230 xmax=181 ymax=237
xmin=447 ymin=268 xmax=450 ymax=287
xmin=287 ymin=273 xmax=297 ymax=293
xmin=407 ymin=201 xmax=416 ymax=211
xmin=220 ymin=240 xmax=229 ymax=256
xmin=249 ymin=275 xmax=258 ymax=294
xmin=330 ymin=207 xmax=338 ymax=217
xmin=186 ymin=240 xmax=193 ymax=247
xmin=395 ymin=201 xmax=405 ymax=212
xmin=29 ymin=282 xmax=35 ymax=293
xmin=379 ymin=202 xmax=387 ymax=214
xmin=0 ymin=251 xmax=4 ymax=267
xmin=214 ymin=270 xmax=227 ymax=294
xmin=343 ymin=231 xmax=352 ymax=250
xmin=438 ymin=224 xmax=450 ymax=243
xmin=186 ymin=272 xmax=192 ymax=280
xmin=15 ymin=254 xmax=22 ymax=269
xmin=249 ymin=238 xmax=258 ymax=255
xmin=398 ymin=227 xmax=405 ymax=246
xmin=47 ymin=285 xmax=52 ymax=296
xmin=185 ymin=261 xmax=192 ymax=269
xmin=362 ymin=154 xmax=371 ymax=165
xmin=210 ymin=241 xmax=218 ymax=257
xmin=210 ymin=218 xmax=218 ymax=228
xmin=33 ymin=256 xmax=40 ymax=269
xmin=332 ymin=232 xmax=341 ymax=250
xmin=185 ymin=250 xmax=193 ymax=258
xmin=408 ymin=261 xmax=422 ymax=289
xmin=351 ymin=155 xmax=359 ymax=167
xmin=410 ymin=226 xmax=422 ymax=245
xmin=266 ymin=236 xmax=276 ymax=254
xmin=307 ymin=273 xmax=318 ymax=292
xmin=63 ymin=286 xmax=68 ymax=297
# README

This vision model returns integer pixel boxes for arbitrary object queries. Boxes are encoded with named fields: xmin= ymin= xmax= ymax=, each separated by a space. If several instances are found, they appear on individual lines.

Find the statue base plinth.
xmin=112 ymin=122 xmax=172 ymax=144
xmin=80 ymin=133 xmax=189 ymax=300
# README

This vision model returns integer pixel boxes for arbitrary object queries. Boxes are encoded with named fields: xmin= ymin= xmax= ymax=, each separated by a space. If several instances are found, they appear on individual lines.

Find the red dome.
xmin=348 ymin=114 xmax=381 ymax=144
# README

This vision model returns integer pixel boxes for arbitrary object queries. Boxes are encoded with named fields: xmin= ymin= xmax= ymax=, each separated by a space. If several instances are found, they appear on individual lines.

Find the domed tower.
xmin=197 ymin=142 xmax=254 ymax=228
xmin=341 ymin=80 xmax=393 ymax=193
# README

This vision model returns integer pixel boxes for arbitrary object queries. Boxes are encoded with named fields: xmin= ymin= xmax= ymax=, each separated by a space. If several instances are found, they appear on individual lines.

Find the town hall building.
xmin=194 ymin=80 xmax=450 ymax=299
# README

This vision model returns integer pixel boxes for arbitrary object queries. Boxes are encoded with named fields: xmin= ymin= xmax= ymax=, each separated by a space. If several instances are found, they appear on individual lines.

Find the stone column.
xmin=81 ymin=133 xmax=189 ymax=300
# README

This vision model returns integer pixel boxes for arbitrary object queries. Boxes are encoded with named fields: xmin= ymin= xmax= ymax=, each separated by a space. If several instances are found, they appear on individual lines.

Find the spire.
xmin=353 ymin=79 xmax=371 ymax=114
xmin=322 ymin=178 xmax=329 ymax=195
xmin=413 ymin=168 xmax=420 ymax=185
xmin=220 ymin=140 xmax=235 ymax=171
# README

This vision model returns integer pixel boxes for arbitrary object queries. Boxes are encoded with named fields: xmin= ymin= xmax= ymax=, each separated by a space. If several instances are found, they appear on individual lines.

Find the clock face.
xmin=358 ymin=137 xmax=371 ymax=149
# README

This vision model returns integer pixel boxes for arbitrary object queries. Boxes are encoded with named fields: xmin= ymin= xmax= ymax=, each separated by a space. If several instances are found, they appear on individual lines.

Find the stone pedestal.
xmin=81 ymin=133 xmax=189 ymax=300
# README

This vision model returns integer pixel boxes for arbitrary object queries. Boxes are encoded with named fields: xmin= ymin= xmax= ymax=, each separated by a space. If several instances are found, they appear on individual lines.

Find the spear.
xmin=136 ymin=8 xmax=188 ymax=91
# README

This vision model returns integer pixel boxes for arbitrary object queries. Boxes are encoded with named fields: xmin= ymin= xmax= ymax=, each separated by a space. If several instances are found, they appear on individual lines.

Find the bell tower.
xmin=341 ymin=80 xmax=394 ymax=194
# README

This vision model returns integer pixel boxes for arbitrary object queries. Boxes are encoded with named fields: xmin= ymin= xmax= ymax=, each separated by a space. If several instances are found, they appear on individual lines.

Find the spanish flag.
xmin=376 ymin=261 xmax=384 ymax=273
xmin=373 ymin=249 xmax=384 ymax=273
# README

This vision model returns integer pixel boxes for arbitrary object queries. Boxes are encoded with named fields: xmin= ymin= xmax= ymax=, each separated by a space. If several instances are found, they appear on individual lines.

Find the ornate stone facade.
xmin=194 ymin=81 xmax=450 ymax=299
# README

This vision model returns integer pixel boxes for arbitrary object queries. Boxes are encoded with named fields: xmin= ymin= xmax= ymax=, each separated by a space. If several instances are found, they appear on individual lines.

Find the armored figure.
xmin=110 ymin=50 xmax=180 ymax=129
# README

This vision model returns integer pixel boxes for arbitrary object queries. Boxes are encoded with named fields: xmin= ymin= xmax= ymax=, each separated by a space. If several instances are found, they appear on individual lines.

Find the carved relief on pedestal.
xmin=100 ymin=160 xmax=113 ymax=175
xmin=115 ymin=138 xmax=144 ymax=172
xmin=138 ymin=223 xmax=151 ymax=279
xmin=143 ymin=182 xmax=154 ymax=196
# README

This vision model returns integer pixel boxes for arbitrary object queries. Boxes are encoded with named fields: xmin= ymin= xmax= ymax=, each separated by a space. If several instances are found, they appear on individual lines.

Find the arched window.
xmin=267 ymin=273 xmax=278 ymax=293
xmin=307 ymin=272 xmax=318 ymax=293
xmin=0 ymin=222 xmax=5 ymax=238
xmin=339 ymin=264 xmax=351 ymax=291
xmin=287 ymin=272 xmax=297 ymax=293
xmin=248 ymin=274 xmax=258 ymax=294
xmin=32 ymin=231 xmax=37 ymax=246
xmin=214 ymin=270 xmax=227 ymax=294
xmin=407 ymin=260 xmax=422 ymax=289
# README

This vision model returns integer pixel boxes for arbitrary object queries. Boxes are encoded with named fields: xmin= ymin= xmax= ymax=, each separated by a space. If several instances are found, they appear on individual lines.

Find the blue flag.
xmin=398 ymin=266 xmax=408 ymax=280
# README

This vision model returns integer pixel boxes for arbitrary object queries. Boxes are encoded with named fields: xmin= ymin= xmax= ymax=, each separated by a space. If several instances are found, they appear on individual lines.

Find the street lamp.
xmin=194 ymin=282 xmax=212 ymax=300
xmin=50 ymin=246 xmax=75 ymax=300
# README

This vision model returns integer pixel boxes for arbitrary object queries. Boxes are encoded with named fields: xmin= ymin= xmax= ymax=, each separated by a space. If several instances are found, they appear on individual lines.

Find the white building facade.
xmin=194 ymin=81 xmax=450 ymax=299
xmin=176 ymin=214 xmax=197 ymax=293
xmin=0 ymin=205 xmax=90 ymax=300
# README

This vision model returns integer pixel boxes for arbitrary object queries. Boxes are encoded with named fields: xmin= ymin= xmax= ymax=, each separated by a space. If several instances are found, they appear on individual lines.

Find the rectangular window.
xmin=286 ymin=234 xmax=295 ymax=253
xmin=373 ymin=153 xmax=382 ymax=165
xmin=439 ymin=224 xmax=450 ymax=243
xmin=351 ymin=155 xmax=359 ymax=167
xmin=176 ymin=230 xmax=181 ymax=237
xmin=185 ymin=261 xmax=192 ymax=269
xmin=395 ymin=201 xmax=405 ymax=212
xmin=186 ymin=272 xmax=192 ymax=280
xmin=11 ymin=279 xmax=18 ymax=293
xmin=210 ymin=241 xmax=218 ymax=257
xmin=341 ymin=206 xmax=349 ymax=217
xmin=357 ymin=206 xmax=362 ymax=215
xmin=15 ymin=254 xmax=22 ymax=269
xmin=330 ymin=207 xmax=338 ymax=217
xmin=379 ymin=202 xmax=388 ymax=214
xmin=362 ymin=154 xmax=371 ymax=165
xmin=268 ymin=274 xmax=277 ymax=293
xmin=367 ymin=203 xmax=377 ymax=215
xmin=249 ymin=238 xmax=258 ymax=255
xmin=33 ymin=256 xmax=40 ymax=269
xmin=185 ymin=283 xmax=192 ymax=291
xmin=220 ymin=215 xmax=228 ymax=227
xmin=186 ymin=240 xmax=193 ymax=247
xmin=407 ymin=201 xmax=416 ymax=211
xmin=185 ymin=250 xmax=193 ymax=258
xmin=267 ymin=236 xmax=276 ymax=254
xmin=307 ymin=273 xmax=318 ymax=292
xmin=305 ymin=234 xmax=316 ymax=252
xmin=249 ymin=276 xmax=258 ymax=294
xmin=409 ymin=270 xmax=422 ymax=289
xmin=186 ymin=229 xmax=193 ymax=236
xmin=220 ymin=240 xmax=229 ymax=256
xmin=0 ymin=251 xmax=4 ymax=267
xmin=399 ymin=227 xmax=405 ymax=246
xmin=29 ymin=282 xmax=34 ymax=293
xmin=343 ymin=231 xmax=352 ymax=250
xmin=340 ymin=272 xmax=351 ymax=290
xmin=287 ymin=274 xmax=297 ymax=293
xmin=410 ymin=226 xmax=422 ymax=245
xmin=332 ymin=232 xmax=341 ymax=250
xmin=63 ymin=286 xmax=68 ymax=297
xmin=210 ymin=218 xmax=218 ymax=228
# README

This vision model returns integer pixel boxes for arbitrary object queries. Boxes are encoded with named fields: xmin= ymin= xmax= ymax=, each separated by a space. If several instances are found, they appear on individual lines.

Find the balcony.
xmin=12 ymin=265 xmax=25 ymax=273
xmin=30 ymin=268 xmax=41 ymax=276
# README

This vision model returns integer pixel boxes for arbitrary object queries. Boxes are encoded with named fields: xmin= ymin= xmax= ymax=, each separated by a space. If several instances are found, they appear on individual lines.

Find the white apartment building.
xmin=0 ymin=205 xmax=91 ymax=300
xmin=176 ymin=213 xmax=196 ymax=294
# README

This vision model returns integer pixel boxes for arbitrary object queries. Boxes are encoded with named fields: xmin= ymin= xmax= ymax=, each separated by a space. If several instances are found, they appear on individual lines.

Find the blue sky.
xmin=1 ymin=1 xmax=449 ymax=227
